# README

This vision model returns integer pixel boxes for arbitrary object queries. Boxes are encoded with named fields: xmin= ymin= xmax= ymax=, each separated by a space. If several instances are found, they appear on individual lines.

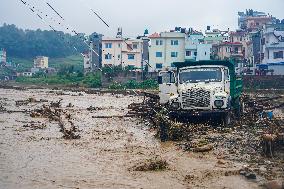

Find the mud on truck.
xmin=158 ymin=60 xmax=243 ymax=126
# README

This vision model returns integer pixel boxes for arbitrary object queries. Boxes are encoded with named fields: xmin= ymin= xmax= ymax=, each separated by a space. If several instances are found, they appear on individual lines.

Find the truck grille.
xmin=182 ymin=89 xmax=211 ymax=108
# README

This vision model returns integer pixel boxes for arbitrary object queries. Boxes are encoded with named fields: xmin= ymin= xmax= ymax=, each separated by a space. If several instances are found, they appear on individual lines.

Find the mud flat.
xmin=0 ymin=88 xmax=278 ymax=189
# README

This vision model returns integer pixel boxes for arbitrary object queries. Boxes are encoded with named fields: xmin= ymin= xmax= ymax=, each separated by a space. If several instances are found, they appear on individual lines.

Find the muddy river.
xmin=0 ymin=88 xmax=265 ymax=189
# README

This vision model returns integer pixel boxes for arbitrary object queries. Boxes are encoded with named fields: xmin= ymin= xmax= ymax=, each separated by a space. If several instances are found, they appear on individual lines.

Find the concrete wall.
xmin=243 ymin=75 xmax=284 ymax=89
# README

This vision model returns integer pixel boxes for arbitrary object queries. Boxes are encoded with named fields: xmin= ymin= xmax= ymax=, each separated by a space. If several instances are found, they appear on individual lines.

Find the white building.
xmin=260 ymin=24 xmax=284 ymax=75
xmin=204 ymin=29 xmax=228 ymax=44
xmin=34 ymin=56 xmax=48 ymax=69
xmin=185 ymin=33 xmax=212 ymax=61
xmin=148 ymin=32 xmax=186 ymax=72
xmin=83 ymin=52 xmax=92 ymax=72
xmin=261 ymin=24 xmax=284 ymax=64
xmin=101 ymin=37 xmax=143 ymax=69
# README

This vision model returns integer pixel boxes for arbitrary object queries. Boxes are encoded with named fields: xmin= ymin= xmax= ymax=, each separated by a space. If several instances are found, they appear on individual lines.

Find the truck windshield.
xmin=179 ymin=68 xmax=222 ymax=83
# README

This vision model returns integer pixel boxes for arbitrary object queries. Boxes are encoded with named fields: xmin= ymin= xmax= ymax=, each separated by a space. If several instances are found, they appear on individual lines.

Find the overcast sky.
xmin=1 ymin=0 xmax=284 ymax=37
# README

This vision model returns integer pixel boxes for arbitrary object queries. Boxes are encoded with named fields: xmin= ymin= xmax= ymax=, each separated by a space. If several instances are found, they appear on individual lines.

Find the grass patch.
xmin=16 ymin=72 xmax=101 ymax=88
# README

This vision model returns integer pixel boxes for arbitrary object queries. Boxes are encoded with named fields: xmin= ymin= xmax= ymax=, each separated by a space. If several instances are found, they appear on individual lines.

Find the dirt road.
xmin=0 ymin=88 xmax=264 ymax=189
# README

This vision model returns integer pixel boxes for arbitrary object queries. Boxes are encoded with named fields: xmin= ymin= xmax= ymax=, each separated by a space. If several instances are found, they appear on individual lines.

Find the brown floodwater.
xmin=0 ymin=88 xmax=261 ymax=189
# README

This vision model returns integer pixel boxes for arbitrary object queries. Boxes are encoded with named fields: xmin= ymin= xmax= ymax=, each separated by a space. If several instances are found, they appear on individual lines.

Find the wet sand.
xmin=0 ymin=88 xmax=261 ymax=189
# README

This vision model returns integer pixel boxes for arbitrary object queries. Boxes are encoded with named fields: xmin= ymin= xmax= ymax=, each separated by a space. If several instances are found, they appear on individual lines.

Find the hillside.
xmin=7 ymin=55 xmax=83 ymax=73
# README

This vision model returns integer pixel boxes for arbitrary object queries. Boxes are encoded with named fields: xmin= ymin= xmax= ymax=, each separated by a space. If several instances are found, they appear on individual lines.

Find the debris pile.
xmin=131 ymin=157 xmax=168 ymax=171
xmin=16 ymin=98 xmax=48 ymax=106
xmin=87 ymin=106 xmax=103 ymax=111
xmin=128 ymin=92 xmax=284 ymax=179
xmin=30 ymin=100 xmax=80 ymax=139
xmin=23 ymin=121 xmax=47 ymax=130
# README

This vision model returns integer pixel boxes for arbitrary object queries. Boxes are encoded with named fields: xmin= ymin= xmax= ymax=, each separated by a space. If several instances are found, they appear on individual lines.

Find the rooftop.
xmin=148 ymin=32 xmax=160 ymax=38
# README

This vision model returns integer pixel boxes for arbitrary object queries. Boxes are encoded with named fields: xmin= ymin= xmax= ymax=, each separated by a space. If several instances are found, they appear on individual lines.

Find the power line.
xmin=46 ymin=2 xmax=64 ymax=20
xmin=17 ymin=0 xmax=113 ymax=70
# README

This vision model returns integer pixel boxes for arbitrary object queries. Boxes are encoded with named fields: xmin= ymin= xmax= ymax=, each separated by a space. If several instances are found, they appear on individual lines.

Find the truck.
xmin=158 ymin=60 xmax=243 ymax=126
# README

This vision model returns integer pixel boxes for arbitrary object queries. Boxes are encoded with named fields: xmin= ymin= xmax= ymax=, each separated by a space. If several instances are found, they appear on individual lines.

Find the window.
xmin=118 ymin=55 xmax=121 ymax=59
xmin=179 ymin=68 xmax=222 ymax=83
xmin=186 ymin=51 xmax=191 ymax=56
xmin=156 ymin=52 xmax=163 ymax=57
xmin=171 ymin=40 xmax=178 ymax=45
xmin=118 ymin=43 xmax=121 ymax=48
xmin=128 ymin=54 xmax=135 ymax=60
xmin=171 ymin=52 xmax=178 ymax=57
xmin=155 ymin=40 xmax=163 ymax=45
xmin=105 ymin=43 xmax=112 ymax=48
xmin=105 ymin=54 xmax=112 ymax=59
xmin=133 ymin=43 xmax=138 ymax=49
xmin=234 ymin=47 xmax=238 ymax=53
xmin=156 ymin=63 xmax=162 ymax=69
xmin=194 ymin=52 xmax=197 ymax=56
xmin=274 ymin=51 xmax=283 ymax=59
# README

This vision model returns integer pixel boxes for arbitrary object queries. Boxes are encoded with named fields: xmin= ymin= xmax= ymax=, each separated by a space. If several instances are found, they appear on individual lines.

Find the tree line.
xmin=0 ymin=23 xmax=91 ymax=58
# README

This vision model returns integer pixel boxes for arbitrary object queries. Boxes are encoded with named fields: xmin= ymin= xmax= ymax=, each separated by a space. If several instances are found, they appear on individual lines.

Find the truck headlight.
xmin=214 ymin=100 xmax=224 ymax=108
xmin=171 ymin=102 xmax=180 ymax=109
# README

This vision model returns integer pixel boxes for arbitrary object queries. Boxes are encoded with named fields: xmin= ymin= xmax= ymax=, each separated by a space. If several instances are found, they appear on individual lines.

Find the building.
xmin=0 ymin=49 xmax=6 ymax=64
xmin=230 ymin=31 xmax=249 ymax=57
xmin=212 ymin=42 xmax=243 ymax=60
xmin=148 ymin=31 xmax=186 ymax=71
xmin=83 ymin=51 xmax=92 ymax=72
xmin=185 ymin=33 xmax=212 ymax=61
xmin=137 ymin=31 xmax=150 ymax=70
xmin=101 ymin=37 xmax=143 ymax=69
xmin=238 ymin=10 xmax=268 ymax=29
xmin=21 ymin=72 xmax=33 ymax=77
xmin=238 ymin=9 xmax=275 ymax=32
xmin=90 ymin=32 xmax=103 ymax=70
xmin=204 ymin=28 xmax=229 ymax=44
xmin=260 ymin=23 xmax=284 ymax=75
xmin=34 ymin=56 xmax=48 ymax=69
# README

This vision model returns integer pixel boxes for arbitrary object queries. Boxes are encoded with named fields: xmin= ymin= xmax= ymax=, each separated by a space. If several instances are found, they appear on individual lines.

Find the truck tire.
xmin=234 ymin=98 xmax=242 ymax=119
xmin=222 ymin=112 xmax=231 ymax=127
xmin=160 ymin=121 xmax=168 ymax=142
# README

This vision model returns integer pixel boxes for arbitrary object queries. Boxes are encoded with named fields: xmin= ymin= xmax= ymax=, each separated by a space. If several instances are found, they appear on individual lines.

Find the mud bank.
xmin=0 ymin=88 xmax=276 ymax=189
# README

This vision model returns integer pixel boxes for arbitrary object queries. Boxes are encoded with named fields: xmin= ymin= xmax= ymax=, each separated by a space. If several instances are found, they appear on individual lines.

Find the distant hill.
xmin=0 ymin=23 xmax=89 ymax=58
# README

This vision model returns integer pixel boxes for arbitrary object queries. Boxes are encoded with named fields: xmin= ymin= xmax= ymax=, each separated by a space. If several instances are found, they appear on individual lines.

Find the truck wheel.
xmin=160 ymin=121 xmax=168 ymax=142
xmin=222 ymin=112 xmax=231 ymax=127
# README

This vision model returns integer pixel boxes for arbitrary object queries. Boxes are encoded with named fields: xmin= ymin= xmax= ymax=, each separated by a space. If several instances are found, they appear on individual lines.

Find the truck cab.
xmin=158 ymin=60 xmax=243 ymax=125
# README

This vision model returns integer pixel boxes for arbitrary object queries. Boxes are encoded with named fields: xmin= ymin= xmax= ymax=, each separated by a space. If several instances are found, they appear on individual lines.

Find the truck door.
xmin=158 ymin=71 xmax=177 ymax=104
xmin=224 ymin=68 xmax=230 ymax=94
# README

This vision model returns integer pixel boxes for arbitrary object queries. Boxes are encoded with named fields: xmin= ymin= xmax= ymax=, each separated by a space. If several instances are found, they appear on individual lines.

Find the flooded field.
xmin=0 ymin=88 xmax=282 ymax=189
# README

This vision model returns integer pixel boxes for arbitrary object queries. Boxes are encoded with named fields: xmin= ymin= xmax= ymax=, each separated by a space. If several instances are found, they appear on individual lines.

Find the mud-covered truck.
xmin=158 ymin=60 xmax=243 ymax=125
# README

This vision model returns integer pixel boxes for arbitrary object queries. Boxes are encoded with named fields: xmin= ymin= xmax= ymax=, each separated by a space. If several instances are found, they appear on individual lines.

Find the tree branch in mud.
xmin=30 ymin=101 xmax=80 ymax=140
